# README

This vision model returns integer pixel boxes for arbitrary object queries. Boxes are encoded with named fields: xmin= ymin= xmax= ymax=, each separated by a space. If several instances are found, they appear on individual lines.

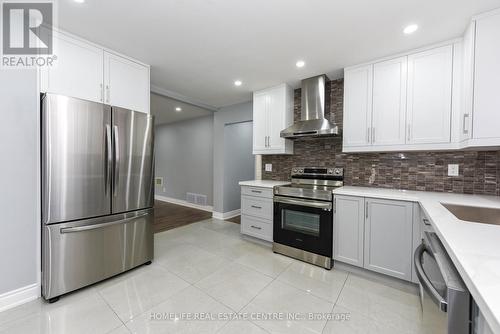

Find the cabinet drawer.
xmin=241 ymin=215 xmax=273 ymax=242
xmin=241 ymin=186 xmax=273 ymax=199
xmin=241 ymin=196 xmax=273 ymax=220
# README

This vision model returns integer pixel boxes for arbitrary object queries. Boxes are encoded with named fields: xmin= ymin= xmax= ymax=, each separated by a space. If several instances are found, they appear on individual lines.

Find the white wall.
xmin=0 ymin=69 xmax=40 ymax=307
xmin=213 ymin=101 xmax=253 ymax=214
xmin=154 ymin=115 xmax=214 ymax=205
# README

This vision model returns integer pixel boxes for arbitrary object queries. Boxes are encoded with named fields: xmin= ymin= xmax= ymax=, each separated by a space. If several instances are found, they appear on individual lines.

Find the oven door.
xmin=273 ymin=196 xmax=333 ymax=257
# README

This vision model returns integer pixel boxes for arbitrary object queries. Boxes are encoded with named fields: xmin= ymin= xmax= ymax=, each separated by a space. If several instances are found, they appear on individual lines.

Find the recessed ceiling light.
xmin=175 ymin=107 xmax=182 ymax=112
xmin=74 ymin=0 xmax=85 ymax=3
xmin=403 ymin=24 xmax=418 ymax=35
xmin=234 ymin=80 xmax=242 ymax=86
xmin=296 ymin=60 xmax=305 ymax=68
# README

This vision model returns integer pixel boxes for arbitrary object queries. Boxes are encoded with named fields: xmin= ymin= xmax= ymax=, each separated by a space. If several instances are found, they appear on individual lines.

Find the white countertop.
xmin=333 ymin=186 xmax=500 ymax=333
xmin=239 ymin=180 xmax=290 ymax=188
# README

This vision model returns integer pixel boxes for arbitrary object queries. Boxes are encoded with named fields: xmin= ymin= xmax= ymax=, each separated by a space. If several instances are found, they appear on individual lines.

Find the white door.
xmin=252 ymin=91 xmax=269 ymax=153
xmin=333 ymin=195 xmax=365 ymax=267
xmin=104 ymin=51 xmax=150 ymax=113
xmin=372 ymin=57 xmax=407 ymax=146
xmin=473 ymin=13 xmax=500 ymax=139
xmin=40 ymin=32 xmax=103 ymax=103
xmin=364 ymin=198 xmax=413 ymax=281
xmin=343 ymin=65 xmax=373 ymax=147
xmin=406 ymin=45 xmax=453 ymax=144
xmin=267 ymin=86 xmax=286 ymax=151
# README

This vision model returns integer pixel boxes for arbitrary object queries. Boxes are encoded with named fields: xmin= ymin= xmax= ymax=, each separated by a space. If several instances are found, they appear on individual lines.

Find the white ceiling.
xmin=151 ymin=93 xmax=213 ymax=125
xmin=58 ymin=0 xmax=500 ymax=108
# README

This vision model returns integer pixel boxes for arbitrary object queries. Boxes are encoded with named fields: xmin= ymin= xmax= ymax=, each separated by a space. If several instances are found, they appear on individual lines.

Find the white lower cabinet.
xmin=334 ymin=195 xmax=414 ymax=281
xmin=240 ymin=186 xmax=273 ymax=241
xmin=364 ymin=198 xmax=414 ymax=281
xmin=333 ymin=195 xmax=365 ymax=267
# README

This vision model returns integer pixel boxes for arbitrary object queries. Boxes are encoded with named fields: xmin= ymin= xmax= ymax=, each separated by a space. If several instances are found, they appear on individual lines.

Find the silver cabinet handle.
xmin=60 ymin=213 xmax=149 ymax=234
xmin=333 ymin=198 xmax=336 ymax=213
xmin=367 ymin=128 xmax=371 ymax=143
xmin=414 ymin=243 xmax=448 ymax=312
xmin=250 ymin=225 xmax=262 ymax=230
xmin=407 ymin=124 xmax=411 ymax=141
xmin=113 ymin=125 xmax=120 ymax=197
xmin=251 ymin=205 xmax=262 ymax=209
xmin=100 ymin=84 xmax=103 ymax=102
xmin=106 ymin=85 xmax=110 ymax=103
xmin=463 ymin=114 xmax=470 ymax=134
xmin=267 ymin=136 xmax=270 ymax=148
xmin=105 ymin=124 xmax=112 ymax=195
xmin=251 ymin=190 xmax=262 ymax=194
xmin=422 ymin=218 xmax=431 ymax=226
xmin=372 ymin=127 xmax=375 ymax=143
xmin=365 ymin=201 xmax=368 ymax=219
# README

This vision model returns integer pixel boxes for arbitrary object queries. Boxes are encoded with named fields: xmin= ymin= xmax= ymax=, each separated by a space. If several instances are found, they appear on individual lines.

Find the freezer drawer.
xmin=42 ymin=209 xmax=154 ymax=300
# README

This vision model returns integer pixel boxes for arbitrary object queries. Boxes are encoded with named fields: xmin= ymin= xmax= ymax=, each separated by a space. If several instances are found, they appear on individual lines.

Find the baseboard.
xmin=0 ymin=284 xmax=39 ymax=313
xmin=155 ymin=195 xmax=213 ymax=212
xmin=212 ymin=209 xmax=241 ymax=220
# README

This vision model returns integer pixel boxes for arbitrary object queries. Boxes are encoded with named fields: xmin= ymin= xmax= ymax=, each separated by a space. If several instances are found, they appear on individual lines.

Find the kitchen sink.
xmin=442 ymin=203 xmax=500 ymax=226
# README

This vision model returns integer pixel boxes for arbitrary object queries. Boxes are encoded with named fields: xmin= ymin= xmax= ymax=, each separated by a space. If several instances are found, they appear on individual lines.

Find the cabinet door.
xmin=461 ymin=22 xmax=476 ymax=141
xmin=40 ymin=32 xmax=103 ymax=103
xmin=333 ymin=195 xmax=365 ymax=267
xmin=364 ymin=198 xmax=413 ymax=280
xmin=407 ymin=45 xmax=453 ymax=144
xmin=473 ymin=13 xmax=500 ymax=139
xmin=252 ymin=91 xmax=269 ymax=153
xmin=267 ymin=86 xmax=286 ymax=151
xmin=343 ymin=65 xmax=373 ymax=147
xmin=372 ymin=57 xmax=407 ymax=145
xmin=104 ymin=51 xmax=150 ymax=113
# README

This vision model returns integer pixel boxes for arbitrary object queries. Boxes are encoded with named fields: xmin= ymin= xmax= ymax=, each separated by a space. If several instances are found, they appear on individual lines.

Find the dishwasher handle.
xmin=414 ymin=243 xmax=448 ymax=312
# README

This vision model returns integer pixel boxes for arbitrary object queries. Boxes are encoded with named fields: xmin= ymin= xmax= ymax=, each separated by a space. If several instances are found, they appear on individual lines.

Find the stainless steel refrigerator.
xmin=41 ymin=93 xmax=154 ymax=302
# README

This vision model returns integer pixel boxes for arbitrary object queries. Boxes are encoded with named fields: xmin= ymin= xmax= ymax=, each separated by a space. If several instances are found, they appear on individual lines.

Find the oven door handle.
xmin=274 ymin=196 xmax=332 ymax=211
xmin=414 ymin=243 xmax=448 ymax=312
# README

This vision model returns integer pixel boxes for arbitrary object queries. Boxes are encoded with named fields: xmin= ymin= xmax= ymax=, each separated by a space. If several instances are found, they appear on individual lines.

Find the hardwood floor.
xmin=226 ymin=215 xmax=241 ymax=224
xmin=153 ymin=200 xmax=212 ymax=233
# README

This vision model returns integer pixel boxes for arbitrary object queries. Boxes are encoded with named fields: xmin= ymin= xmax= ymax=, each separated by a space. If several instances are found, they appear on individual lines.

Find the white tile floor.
xmin=0 ymin=218 xmax=430 ymax=334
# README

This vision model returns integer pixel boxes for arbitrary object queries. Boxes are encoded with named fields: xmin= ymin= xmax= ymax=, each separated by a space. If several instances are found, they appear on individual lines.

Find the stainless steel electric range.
xmin=273 ymin=167 xmax=344 ymax=269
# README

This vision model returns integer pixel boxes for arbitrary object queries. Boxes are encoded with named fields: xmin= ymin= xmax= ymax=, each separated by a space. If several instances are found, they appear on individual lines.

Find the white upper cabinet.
xmin=252 ymin=84 xmax=294 ymax=155
xmin=104 ymin=51 xmax=150 ymax=113
xmin=460 ymin=21 xmax=476 ymax=141
xmin=372 ymin=57 xmax=407 ymax=146
xmin=343 ymin=65 xmax=373 ymax=147
xmin=40 ymin=30 xmax=150 ymax=113
xmin=40 ymin=32 xmax=104 ymax=103
xmin=472 ymin=11 xmax=500 ymax=141
xmin=406 ymin=45 xmax=453 ymax=144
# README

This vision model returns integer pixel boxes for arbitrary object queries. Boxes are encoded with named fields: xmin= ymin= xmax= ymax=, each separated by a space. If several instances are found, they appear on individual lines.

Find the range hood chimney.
xmin=280 ymin=74 xmax=339 ymax=139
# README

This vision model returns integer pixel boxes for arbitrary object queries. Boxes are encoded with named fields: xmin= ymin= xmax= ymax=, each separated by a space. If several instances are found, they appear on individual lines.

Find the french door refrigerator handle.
xmin=60 ymin=213 xmax=149 ymax=233
xmin=105 ymin=124 xmax=112 ymax=195
xmin=414 ymin=243 xmax=448 ymax=312
xmin=113 ymin=125 xmax=120 ymax=197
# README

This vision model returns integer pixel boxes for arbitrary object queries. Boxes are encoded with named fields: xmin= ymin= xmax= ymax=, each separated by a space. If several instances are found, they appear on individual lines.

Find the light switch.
xmin=265 ymin=163 xmax=272 ymax=172
xmin=448 ymin=164 xmax=459 ymax=177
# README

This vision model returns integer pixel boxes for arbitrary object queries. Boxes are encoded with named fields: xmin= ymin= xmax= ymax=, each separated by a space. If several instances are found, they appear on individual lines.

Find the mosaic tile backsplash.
xmin=262 ymin=79 xmax=500 ymax=196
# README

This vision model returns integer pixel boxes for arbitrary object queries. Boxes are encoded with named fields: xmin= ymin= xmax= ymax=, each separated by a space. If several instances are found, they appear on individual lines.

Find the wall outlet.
xmin=265 ymin=163 xmax=272 ymax=172
xmin=448 ymin=164 xmax=459 ymax=177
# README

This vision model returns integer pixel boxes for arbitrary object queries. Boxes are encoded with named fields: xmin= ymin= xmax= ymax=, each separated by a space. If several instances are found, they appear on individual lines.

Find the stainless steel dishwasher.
xmin=414 ymin=226 xmax=471 ymax=333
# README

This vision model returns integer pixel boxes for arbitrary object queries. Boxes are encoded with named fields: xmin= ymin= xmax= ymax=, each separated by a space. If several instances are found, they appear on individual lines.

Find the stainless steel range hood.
xmin=280 ymin=75 xmax=339 ymax=139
